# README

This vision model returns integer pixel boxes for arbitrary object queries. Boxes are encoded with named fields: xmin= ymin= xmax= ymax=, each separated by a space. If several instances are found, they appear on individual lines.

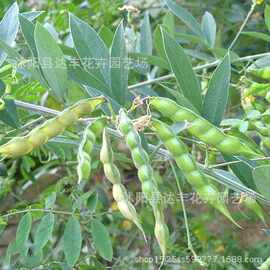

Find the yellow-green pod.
xmin=149 ymin=97 xmax=259 ymax=158
xmin=0 ymin=97 xmax=105 ymax=158
xmin=258 ymin=256 xmax=270 ymax=270
xmin=243 ymin=196 xmax=265 ymax=224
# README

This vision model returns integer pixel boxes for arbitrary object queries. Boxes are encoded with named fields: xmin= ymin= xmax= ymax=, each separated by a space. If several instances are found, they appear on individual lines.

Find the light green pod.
xmin=244 ymin=196 xmax=265 ymax=223
xmin=151 ymin=118 xmax=239 ymax=226
xmin=149 ymin=97 xmax=259 ymax=158
xmin=0 ymin=97 xmax=105 ymax=158
xmin=118 ymin=110 xmax=169 ymax=254
xmin=103 ymin=164 xmax=121 ymax=184
xmin=258 ymin=256 xmax=270 ymax=270
xmin=112 ymin=184 xmax=128 ymax=202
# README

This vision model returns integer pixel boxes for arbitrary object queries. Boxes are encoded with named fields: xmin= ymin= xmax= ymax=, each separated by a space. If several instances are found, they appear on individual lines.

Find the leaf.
xmin=63 ymin=216 xmax=82 ymax=267
xmin=242 ymin=31 xmax=270 ymax=42
xmin=33 ymin=213 xmax=55 ymax=254
xmin=162 ymin=12 xmax=175 ymax=36
xmin=265 ymin=5 xmax=270 ymax=32
xmin=90 ymin=219 xmax=113 ymax=261
xmin=140 ymin=12 xmax=152 ymax=55
xmin=0 ymin=2 xmax=19 ymax=66
xmin=16 ymin=213 xmax=32 ymax=252
xmin=20 ymin=11 xmax=44 ymax=21
xmin=19 ymin=14 xmax=37 ymax=56
xmin=67 ymin=63 xmax=111 ymax=95
xmin=253 ymin=165 xmax=270 ymax=201
xmin=203 ymin=53 xmax=231 ymax=125
xmin=201 ymin=11 xmax=216 ymax=48
xmin=0 ymin=79 xmax=5 ymax=96
xmin=153 ymin=26 xmax=167 ymax=60
xmin=69 ymin=14 xmax=110 ymax=87
xmin=161 ymin=29 xmax=202 ymax=112
xmin=34 ymin=22 xmax=68 ymax=101
xmin=110 ymin=21 xmax=128 ymax=106
xmin=99 ymin=26 xmax=114 ymax=47
xmin=0 ymin=98 xmax=20 ymax=128
xmin=164 ymin=0 xmax=204 ymax=39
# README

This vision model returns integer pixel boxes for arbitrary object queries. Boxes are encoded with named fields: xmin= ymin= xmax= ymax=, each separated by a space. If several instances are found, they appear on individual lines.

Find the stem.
xmin=170 ymin=161 xmax=206 ymax=267
xmin=228 ymin=2 xmax=257 ymax=50
xmin=1 ymin=208 xmax=74 ymax=218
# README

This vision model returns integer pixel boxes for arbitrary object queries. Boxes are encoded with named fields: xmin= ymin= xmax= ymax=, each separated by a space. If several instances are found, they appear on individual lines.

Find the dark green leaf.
xmin=16 ymin=213 xmax=32 ymax=252
xmin=0 ymin=2 xmax=19 ymax=66
xmin=33 ymin=213 xmax=55 ymax=254
xmin=0 ymin=79 xmax=5 ymax=96
xmin=253 ymin=165 xmax=270 ymax=201
xmin=99 ymin=26 xmax=114 ymax=48
xmin=164 ymin=0 xmax=204 ymax=39
xmin=0 ymin=98 xmax=20 ymax=128
xmin=203 ymin=53 xmax=231 ymax=125
xmin=140 ymin=12 xmax=152 ymax=55
xmin=162 ymin=29 xmax=202 ymax=112
xmin=90 ymin=219 xmax=113 ymax=261
xmin=63 ymin=216 xmax=82 ymax=267
xmin=201 ymin=11 xmax=216 ymax=48
xmin=69 ymin=14 xmax=110 ymax=87
xmin=242 ymin=31 xmax=270 ymax=42
xmin=110 ymin=21 xmax=128 ymax=106
xmin=34 ymin=23 xmax=68 ymax=101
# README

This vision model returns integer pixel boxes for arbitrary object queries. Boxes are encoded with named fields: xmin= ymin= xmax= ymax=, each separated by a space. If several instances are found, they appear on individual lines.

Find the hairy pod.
xmin=0 ymin=97 xmax=105 ymax=158
xmin=258 ymin=256 xmax=270 ymax=270
xmin=77 ymin=117 xmax=106 ymax=183
xmin=149 ymin=97 xmax=259 ymax=158
xmin=100 ymin=129 xmax=145 ymax=238
xmin=151 ymin=118 xmax=239 ymax=226
xmin=118 ymin=109 xmax=169 ymax=255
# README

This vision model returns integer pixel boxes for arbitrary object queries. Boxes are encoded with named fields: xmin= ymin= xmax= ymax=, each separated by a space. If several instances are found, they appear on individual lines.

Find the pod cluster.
xmin=149 ymin=97 xmax=259 ymax=158
xmin=100 ymin=129 xmax=145 ymax=238
xmin=0 ymin=97 xmax=105 ymax=158
xmin=118 ymin=109 xmax=169 ymax=262
xmin=151 ymin=118 xmax=239 ymax=226
xmin=77 ymin=118 xmax=106 ymax=183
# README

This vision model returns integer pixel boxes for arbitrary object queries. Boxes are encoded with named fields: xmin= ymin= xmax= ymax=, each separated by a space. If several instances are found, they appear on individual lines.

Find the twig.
xmin=228 ymin=2 xmax=257 ymax=50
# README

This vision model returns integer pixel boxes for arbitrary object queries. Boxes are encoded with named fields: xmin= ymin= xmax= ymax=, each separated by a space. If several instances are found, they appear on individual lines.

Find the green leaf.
xmin=162 ymin=12 xmax=175 ymax=36
xmin=140 ymin=12 xmax=152 ymax=55
xmin=69 ymin=14 xmax=110 ymax=87
xmin=20 ymin=11 xmax=44 ymax=21
xmin=110 ymin=21 xmax=128 ymax=106
xmin=153 ymin=25 xmax=167 ymax=60
xmin=99 ymin=26 xmax=114 ymax=48
xmin=16 ymin=212 xmax=32 ymax=252
xmin=201 ymin=11 xmax=216 ymax=48
xmin=33 ymin=213 xmax=55 ymax=254
xmin=164 ymin=0 xmax=204 ymax=39
xmin=34 ymin=22 xmax=68 ymax=101
xmin=0 ymin=2 xmax=19 ymax=66
xmin=0 ymin=79 xmax=5 ymax=96
xmin=19 ymin=14 xmax=37 ymax=56
xmin=265 ymin=5 xmax=270 ymax=32
xmin=67 ymin=63 xmax=111 ymax=95
xmin=253 ymin=165 xmax=270 ymax=201
xmin=242 ymin=31 xmax=270 ymax=42
xmin=161 ymin=29 xmax=202 ymax=112
xmin=63 ymin=216 xmax=82 ymax=267
xmin=0 ymin=98 xmax=20 ymax=128
xmin=203 ymin=53 xmax=231 ymax=125
xmin=90 ymin=219 xmax=113 ymax=261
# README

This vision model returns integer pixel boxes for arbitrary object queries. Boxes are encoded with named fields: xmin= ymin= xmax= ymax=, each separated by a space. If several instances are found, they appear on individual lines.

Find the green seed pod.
xmin=151 ymin=118 xmax=239 ymax=226
xmin=100 ymin=129 xmax=145 ymax=239
xmin=112 ymin=184 xmax=128 ymax=202
xmin=0 ymin=97 xmax=105 ymax=158
xmin=77 ymin=117 xmax=106 ymax=183
xmin=149 ymin=97 xmax=260 ymax=158
xmin=154 ymin=208 xmax=169 ymax=267
xmin=258 ymin=256 xmax=270 ymax=270
xmin=118 ymin=110 xmax=169 ymax=255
